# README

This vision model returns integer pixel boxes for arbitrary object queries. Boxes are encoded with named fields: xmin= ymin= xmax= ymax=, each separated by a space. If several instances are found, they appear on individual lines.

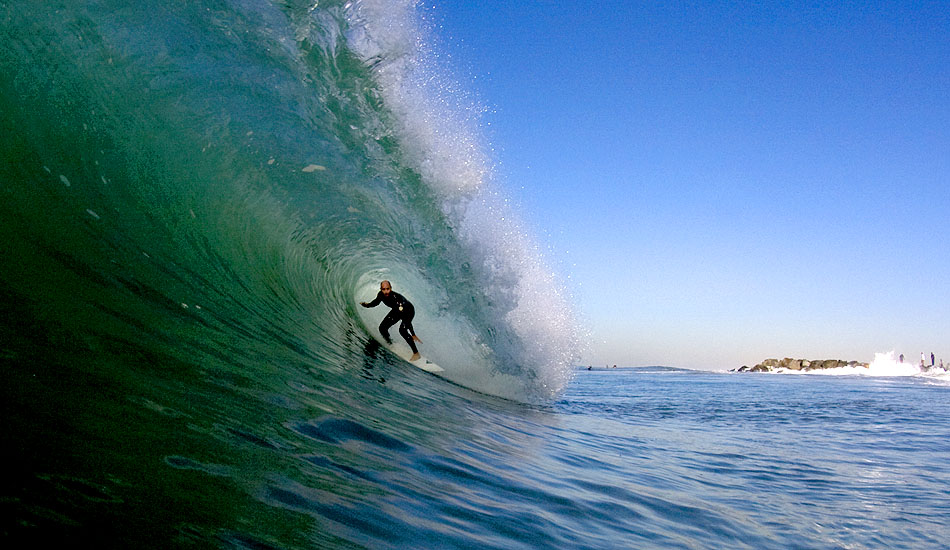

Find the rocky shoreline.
xmin=734 ymin=357 xmax=869 ymax=373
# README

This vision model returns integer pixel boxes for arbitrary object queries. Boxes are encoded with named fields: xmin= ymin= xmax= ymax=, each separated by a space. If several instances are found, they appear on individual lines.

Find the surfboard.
xmin=355 ymin=282 xmax=444 ymax=374
xmin=386 ymin=340 xmax=445 ymax=373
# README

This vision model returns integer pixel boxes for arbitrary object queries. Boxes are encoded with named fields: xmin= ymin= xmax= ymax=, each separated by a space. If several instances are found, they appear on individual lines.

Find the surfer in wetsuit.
xmin=360 ymin=280 xmax=422 ymax=361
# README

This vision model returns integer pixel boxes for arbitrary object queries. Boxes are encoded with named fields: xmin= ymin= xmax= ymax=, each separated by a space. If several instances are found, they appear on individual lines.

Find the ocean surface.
xmin=3 ymin=0 xmax=950 ymax=548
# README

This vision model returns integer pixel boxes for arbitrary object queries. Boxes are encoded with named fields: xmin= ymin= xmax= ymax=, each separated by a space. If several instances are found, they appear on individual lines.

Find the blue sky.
xmin=427 ymin=0 xmax=949 ymax=369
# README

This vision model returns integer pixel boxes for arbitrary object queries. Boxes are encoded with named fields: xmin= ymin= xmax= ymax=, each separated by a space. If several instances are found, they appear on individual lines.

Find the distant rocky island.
xmin=734 ymin=357 xmax=869 ymax=373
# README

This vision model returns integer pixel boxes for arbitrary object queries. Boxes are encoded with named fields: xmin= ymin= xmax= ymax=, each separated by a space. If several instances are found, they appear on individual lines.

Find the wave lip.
xmin=342 ymin=0 xmax=579 ymax=400
xmin=0 ymin=0 xmax=578 ymax=403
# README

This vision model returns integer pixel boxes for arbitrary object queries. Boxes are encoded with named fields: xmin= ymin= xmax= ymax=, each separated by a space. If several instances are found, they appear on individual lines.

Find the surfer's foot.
xmin=410 ymin=353 xmax=421 ymax=361
xmin=412 ymin=335 xmax=422 ymax=343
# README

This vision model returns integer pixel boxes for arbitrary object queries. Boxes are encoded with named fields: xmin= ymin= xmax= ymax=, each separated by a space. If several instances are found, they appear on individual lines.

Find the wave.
xmin=763 ymin=351 xmax=950 ymax=381
xmin=0 ymin=0 xmax=577 ymax=402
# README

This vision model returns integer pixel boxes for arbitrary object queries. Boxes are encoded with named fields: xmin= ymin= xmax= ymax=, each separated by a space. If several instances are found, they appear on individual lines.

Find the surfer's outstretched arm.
xmin=361 ymin=292 xmax=383 ymax=308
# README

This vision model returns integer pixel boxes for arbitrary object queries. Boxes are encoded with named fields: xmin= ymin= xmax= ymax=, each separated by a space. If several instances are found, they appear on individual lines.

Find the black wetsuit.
xmin=363 ymin=291 xmax=418 ymax=354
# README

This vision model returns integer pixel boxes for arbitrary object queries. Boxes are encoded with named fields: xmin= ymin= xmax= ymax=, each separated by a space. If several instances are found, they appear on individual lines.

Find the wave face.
xmin=0 ymin=0 xmax=577 ymax=403
xmin=1 ymin=1 xmax=579 ymax=544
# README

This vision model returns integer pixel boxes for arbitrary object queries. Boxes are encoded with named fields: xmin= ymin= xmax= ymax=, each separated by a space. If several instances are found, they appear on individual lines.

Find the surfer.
xmin=360 ymin=280 xmax=423 ymax=361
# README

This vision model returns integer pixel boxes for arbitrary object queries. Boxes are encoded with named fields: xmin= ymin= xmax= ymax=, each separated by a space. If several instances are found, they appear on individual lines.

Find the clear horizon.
xmin=429 ymin=0 xmax=949 ymax=370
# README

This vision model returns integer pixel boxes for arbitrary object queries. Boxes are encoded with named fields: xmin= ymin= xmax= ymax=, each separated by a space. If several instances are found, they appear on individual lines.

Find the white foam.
xmin=343 ymin=1 xmax=578 ymax=398
xmin=866 ymin=350 xmax=927 ymax=377
xmin=343 ymin=0 xmax=488 ymax=196
xmin=799 ymin=350 xmax=950 ymax=379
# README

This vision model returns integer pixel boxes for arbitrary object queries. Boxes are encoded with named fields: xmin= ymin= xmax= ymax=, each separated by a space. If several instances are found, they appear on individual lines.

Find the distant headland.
xmin=733 ymin=358 xmax=869 ymax=373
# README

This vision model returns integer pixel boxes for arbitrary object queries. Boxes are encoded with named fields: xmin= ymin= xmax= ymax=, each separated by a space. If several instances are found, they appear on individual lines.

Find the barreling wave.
xmin=0 ymin=0 xmax=577 ymax=402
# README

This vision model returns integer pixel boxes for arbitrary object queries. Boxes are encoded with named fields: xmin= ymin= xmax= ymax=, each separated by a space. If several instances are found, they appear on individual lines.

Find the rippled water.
xmin=3 ymin=1 xmax=949 ymax=547
xmin=6 ymin=350 xmax=950 ymax=549
xmin=545 ymin=370 xmax=950 ymax=549
xmin=237 ymin=369 xmax=950 ymax=549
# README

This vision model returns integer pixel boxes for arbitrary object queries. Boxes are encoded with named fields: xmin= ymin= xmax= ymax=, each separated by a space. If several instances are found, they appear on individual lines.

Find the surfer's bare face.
xmin=380 ymin=281 xmax=392 ymax=295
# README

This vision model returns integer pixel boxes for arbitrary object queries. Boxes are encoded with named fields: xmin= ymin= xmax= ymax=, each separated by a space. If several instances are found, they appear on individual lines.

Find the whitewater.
xmin=763 ymin=350 xmax=950 ymax=380
xmin=3 ymin=1 xmax=950 ymax=548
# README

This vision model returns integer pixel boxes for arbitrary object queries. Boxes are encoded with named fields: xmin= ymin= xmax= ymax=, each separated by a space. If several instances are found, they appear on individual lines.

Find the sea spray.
xmin=865 ymin=350 xmax=950 ymax=379
xmin=6 ymin=4 xmax=950 ymax=549
xmin=779 ymin=351 xmax=950 ymax=379
xmin=343 ymin=0 xmax=579 ymax=398
xmin=0 ymin=0 xmax=578 ymax=403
